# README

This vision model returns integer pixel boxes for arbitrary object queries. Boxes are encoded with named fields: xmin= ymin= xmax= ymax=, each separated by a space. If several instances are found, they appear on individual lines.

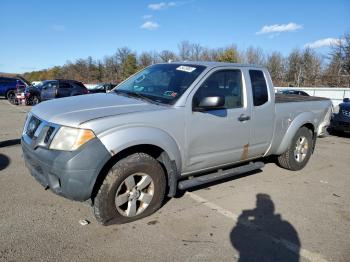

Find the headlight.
xmin=49 ymin=126 xmax=95 ymax=151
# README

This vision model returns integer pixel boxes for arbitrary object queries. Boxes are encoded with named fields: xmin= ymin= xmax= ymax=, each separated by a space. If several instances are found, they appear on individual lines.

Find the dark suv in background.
xmin=330 ymin=98 xmax=350 ymax=134
xmin=23 ymin=79 xmax=88 ymax=105
xmin=0 ymin=76 xmax=27 ymax=102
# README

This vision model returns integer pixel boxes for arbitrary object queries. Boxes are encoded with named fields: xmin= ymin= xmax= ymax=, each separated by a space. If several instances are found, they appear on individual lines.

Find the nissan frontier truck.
xmin=21 ymin=62 xmax=332 ymax=224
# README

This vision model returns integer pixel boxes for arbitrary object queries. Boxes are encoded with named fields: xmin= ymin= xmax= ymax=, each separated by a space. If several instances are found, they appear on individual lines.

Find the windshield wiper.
xmin=114 ymin=90 xmax=162 ymax=105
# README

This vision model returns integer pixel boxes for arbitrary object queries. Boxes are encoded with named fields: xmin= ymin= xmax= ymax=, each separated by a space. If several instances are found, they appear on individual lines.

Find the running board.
xmin=178 ymin=161 xmax=264 ymax=190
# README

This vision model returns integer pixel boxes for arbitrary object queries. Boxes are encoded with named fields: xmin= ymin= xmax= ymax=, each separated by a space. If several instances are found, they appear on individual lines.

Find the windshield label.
xmin=176 ymin=65 xmax=196 ymax=73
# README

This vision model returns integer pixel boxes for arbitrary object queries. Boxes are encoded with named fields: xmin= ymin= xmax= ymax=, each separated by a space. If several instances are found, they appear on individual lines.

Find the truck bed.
xmin=275 ymin=94 xmax=330 ymax=103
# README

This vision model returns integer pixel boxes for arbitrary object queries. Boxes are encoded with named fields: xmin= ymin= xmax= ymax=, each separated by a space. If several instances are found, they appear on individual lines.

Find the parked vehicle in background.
xmin=40 ymin=80 xmax=88 ymax=101
xmin=88 ymin=83 xmax=117 ymax=94
xmin=31 ymin=81 xmax=43 ymax=87
xmin=330 ymin=98 xmax=350 ymax=133
xmin=15 ymin=84 xmax=41 ymax=105
xmin=21 ymin=62 xmax=332 ymax=225
xmin=19 ymin=79 xmax=88 ymax=105
xmin=278 ymin=89 xmax=310 ymax=96
xmin=0 ymin=76 xmax=27 ymax=102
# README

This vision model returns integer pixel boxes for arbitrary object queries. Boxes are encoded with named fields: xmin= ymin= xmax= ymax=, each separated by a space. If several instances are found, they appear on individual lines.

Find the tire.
xmin=6 ymin=90 xmax=15 ymax=104
xmin=93 ymin=153 xmax=166 ymax=225
xmin=27 ymin=95 xmax=40 ymax=105
xmin=277 ymin=127 xmax=313 ymax=171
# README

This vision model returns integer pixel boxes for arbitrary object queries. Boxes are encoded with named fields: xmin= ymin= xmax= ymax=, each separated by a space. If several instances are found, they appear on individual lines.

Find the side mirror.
xmin=343 ymin=98 xmax=349 ymax=103
xmin=193 ymin=96 xmax=225 ymax=111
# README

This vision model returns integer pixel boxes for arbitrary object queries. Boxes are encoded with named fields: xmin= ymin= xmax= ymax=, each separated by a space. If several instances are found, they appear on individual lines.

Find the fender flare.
xmin=275 ymin=112 xmax=316 ymax=155
xmin=98 ymin=126 xmax=182 ymax=175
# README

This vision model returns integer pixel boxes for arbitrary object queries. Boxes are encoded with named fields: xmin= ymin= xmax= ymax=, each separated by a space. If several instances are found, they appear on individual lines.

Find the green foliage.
xmin=217 ymin=48 xmax=240 ymax=63
xmin=122 ymin=54 xmax=138 ymax=79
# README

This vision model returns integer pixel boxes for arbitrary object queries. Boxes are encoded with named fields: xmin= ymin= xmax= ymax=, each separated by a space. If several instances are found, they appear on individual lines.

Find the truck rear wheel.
xmin=93 ymin=153 xmax=166 ymax=225
xmin=277 ymin=127 xmax=313 ymax=171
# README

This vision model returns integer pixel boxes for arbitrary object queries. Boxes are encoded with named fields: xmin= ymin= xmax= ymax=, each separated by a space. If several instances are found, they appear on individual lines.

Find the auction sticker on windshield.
xmin=176 ymin=65 xmax=196 ymax=73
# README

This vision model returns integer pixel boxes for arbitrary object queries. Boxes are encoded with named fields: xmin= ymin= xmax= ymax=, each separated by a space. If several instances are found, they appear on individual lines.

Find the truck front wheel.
xmin=93 ymin=153 xmax=166 ymax=225
xmin=277 ymin=127 xmax=313 ymax=171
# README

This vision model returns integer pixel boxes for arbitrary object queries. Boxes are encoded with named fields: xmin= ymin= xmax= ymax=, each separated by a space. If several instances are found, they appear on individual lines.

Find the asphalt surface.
xmin=0 ymin=98 xmax=349 ymax=262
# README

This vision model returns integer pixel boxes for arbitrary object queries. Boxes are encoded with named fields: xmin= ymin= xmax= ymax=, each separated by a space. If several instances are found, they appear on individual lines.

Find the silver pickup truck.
xmin=21 ymin=62 xmax=332 ymax=224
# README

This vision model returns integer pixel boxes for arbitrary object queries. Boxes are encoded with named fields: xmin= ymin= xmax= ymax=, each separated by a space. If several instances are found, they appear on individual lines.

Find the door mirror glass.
xmin=193 ymin=96 xmax=225 ymax=111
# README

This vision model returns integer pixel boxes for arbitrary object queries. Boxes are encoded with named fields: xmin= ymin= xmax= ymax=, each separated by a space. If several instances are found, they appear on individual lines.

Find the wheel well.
xmin=302 ymin=123 xmax=314 ymax=134
xmin=301 ymin=123 xmax=316 ymax=152
xmin=91 ymin=144 xmax=176 ymax=202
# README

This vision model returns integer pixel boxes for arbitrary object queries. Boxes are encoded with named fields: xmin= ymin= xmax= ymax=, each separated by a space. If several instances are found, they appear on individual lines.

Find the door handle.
xmin=238 ymin=114 xmax=250 ymax=122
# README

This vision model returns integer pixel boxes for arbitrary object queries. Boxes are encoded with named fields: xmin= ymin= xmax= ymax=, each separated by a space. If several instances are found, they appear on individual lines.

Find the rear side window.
xmin=249 ymin=70 xmax=268 ymax=106
xmin=59 ymin=82 xmax=72 ymax=89
xmin=73 ymin=82 xmax=87 ymax=89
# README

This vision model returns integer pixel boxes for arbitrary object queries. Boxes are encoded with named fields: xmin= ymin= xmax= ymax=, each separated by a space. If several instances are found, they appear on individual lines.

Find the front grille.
xmin=44 ymin=126 xmax=55 ymax=143
xmin=342 ymin=109 xmax=350 ymax=118
xmin=26 ymin=116 xmax=41 ymax=138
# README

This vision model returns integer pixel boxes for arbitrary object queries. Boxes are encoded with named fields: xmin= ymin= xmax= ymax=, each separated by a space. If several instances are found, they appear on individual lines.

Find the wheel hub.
xmin=128 ymin=189 xmax=141 ymax=200
xmin=115 ymin=173 xmax=155 ymax=217
xmin=294 ymin=136 xmax=309 ymax=163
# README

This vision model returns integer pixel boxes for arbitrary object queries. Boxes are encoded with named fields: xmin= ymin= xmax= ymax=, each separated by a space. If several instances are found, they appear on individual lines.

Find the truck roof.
xmin=165 ymin=61 xmax=266 ymax=69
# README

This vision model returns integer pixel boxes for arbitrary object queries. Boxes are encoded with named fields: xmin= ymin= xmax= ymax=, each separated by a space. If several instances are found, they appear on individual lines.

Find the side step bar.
xmin=178 ymin=161 xmax=264 ymax=190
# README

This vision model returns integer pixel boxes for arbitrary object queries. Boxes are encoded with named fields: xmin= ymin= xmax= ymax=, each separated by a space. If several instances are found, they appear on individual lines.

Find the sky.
xmin=1 ymin=0 xmax=349 ymax=73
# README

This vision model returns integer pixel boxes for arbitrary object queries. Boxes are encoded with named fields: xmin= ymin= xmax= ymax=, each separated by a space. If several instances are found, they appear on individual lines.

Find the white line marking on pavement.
xmin=187 ymin=192 xmax=329 ymax=262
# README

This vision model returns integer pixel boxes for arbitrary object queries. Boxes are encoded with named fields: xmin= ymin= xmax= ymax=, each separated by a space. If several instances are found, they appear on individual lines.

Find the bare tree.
xmin=324 ymin=34 xmax=350 ymax=86
xmin=302 ymin=48 xmax=322 ymax=86
xmin=244 ymin=47 xmax=265 ymax=65
xmin=178 ymin=41 xmax=192 ymax=61
xmin=190 ymin=43 xmax=203 ymax=61
xmin=286 ymin=49 xmax=303 ymax=86
xmin=266 ymin=51 xmax=286 ymax=86
xmin=22 ymin=34 xmax=350 ymax=87
xmin=138 ymin=52 xmax=153 ymax=68
xmin=159 ymin=50 xmax=177 ymax=62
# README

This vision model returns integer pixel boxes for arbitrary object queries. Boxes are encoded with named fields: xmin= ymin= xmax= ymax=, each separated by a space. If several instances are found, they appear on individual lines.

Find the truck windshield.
xmin=114 ymin=64 xmax=206 ymax=105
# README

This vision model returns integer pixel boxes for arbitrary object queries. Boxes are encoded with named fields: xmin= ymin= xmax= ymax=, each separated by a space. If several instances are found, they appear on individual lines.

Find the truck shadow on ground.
xmin=0 ymin=154 xmax=10 ymax=171
xmin=230 ymin=194 xmax=300 ymax=262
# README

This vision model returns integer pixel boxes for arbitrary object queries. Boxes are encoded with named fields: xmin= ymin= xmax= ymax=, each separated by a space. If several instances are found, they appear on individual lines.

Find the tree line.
xmin=23 ymin=33 xmax=350 ymax=87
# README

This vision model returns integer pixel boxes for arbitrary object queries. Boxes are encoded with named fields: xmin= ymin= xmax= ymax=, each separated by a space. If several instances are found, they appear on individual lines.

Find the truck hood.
xmin=31 ymin=93 xmax=165 ymax=127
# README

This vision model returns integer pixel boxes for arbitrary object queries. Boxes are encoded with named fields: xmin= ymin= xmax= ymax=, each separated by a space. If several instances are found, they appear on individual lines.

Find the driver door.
xmin=185 ymin=69 xmax=252 ymax=173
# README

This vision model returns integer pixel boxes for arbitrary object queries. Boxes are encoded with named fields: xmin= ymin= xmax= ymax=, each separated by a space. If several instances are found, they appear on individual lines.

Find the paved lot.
xmin=0 ymin=98 xmax=349 ymax=262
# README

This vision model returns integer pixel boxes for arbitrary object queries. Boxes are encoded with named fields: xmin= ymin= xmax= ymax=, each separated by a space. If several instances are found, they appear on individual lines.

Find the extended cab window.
xmin=249 ymin=70 xmax=268 ymax=106
xmin=194 ymin=70 xmax=243 ymax=109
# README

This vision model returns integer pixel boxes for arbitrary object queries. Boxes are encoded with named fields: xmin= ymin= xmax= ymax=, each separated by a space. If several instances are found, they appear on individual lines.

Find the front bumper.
xmin=22 ymin=137 xmax=111 ymax=201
